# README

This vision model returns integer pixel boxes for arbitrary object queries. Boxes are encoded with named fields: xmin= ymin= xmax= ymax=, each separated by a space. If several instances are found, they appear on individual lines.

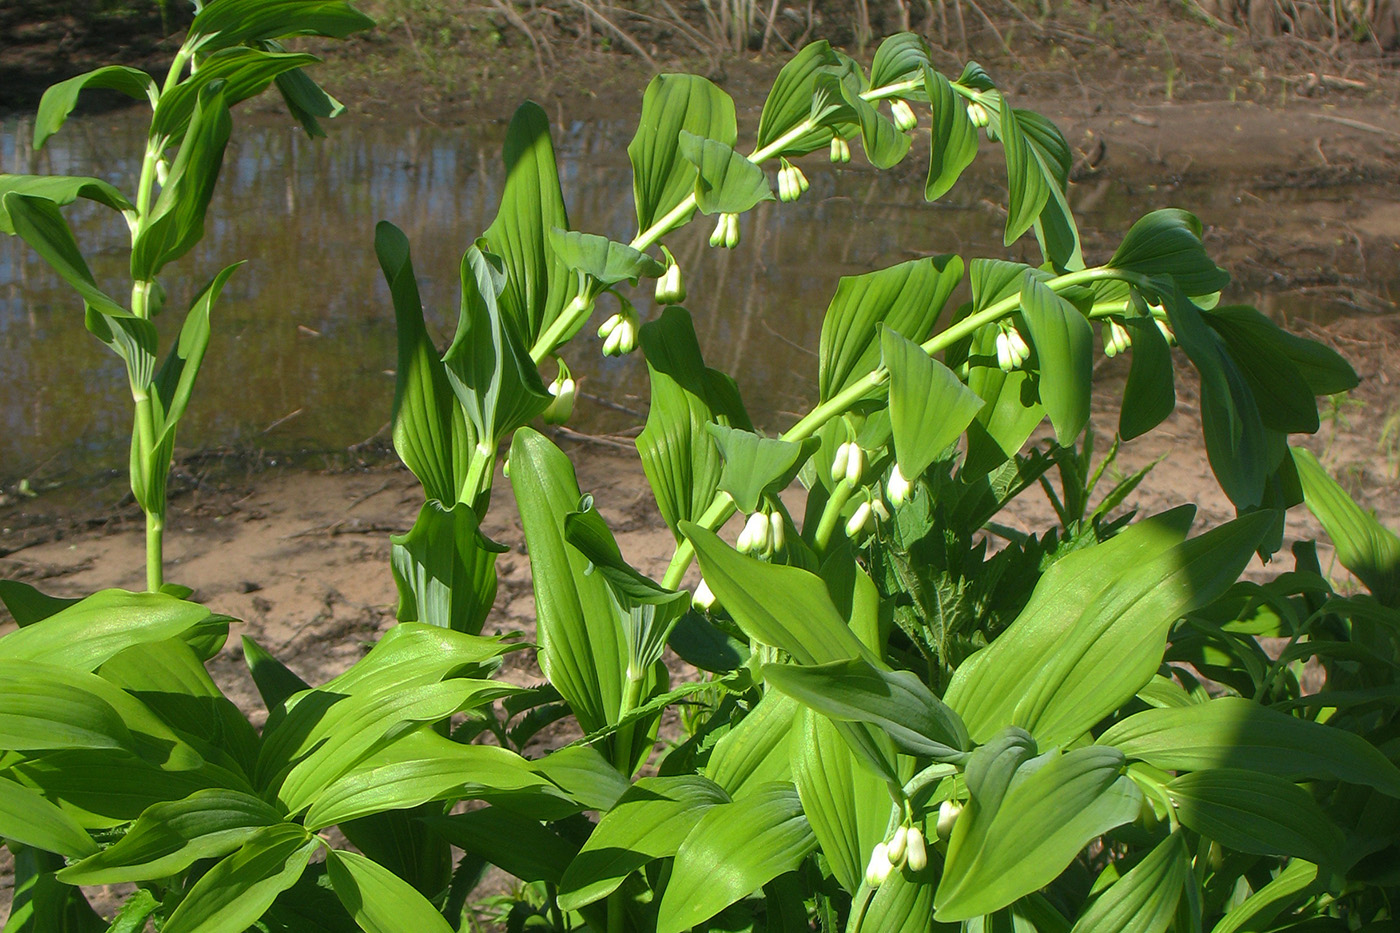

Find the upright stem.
xmin=145 ymin=513 xmax=165 ymax=592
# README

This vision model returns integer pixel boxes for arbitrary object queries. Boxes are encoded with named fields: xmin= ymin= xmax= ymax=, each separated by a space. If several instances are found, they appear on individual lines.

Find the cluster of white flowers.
xmin=864 ymin=823 xmax=929 ymax=887
xmin=777 ymin=160 xmax=810 ymax=203
xmin=709 ymin=212 xmax=741 ymax=249
xmin=737 ymin=508 xmax=786 ymax=559
xmin=995 ymin=325 xmax=1031 ymax=372
xmin=830 ymin=136 xmax=852 ymax=163
xmin=598 ymin=310 xmax=637 ymax=357
xmin=1102 ymin=319 xmax=1132 ymax=358
xmin=890 ymin=99 xmax=918 ymax=132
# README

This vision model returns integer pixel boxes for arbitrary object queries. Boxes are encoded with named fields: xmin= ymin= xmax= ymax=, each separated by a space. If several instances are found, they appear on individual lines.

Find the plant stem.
xmin=811 ymin=480 xmax=855 ymax=556
xmin=145 ymin=511 xmax=164 ymax=592
xmin=611 ymin=674 xmax=647 ymax=775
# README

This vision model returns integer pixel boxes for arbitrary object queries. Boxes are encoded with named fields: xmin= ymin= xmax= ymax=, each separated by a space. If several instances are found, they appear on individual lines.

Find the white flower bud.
xmin=741 ymin=511 xmax=770 ymax=555
xmin=615 ymin=317 xmax=637 ymax=355
xmin=906 ymin=826 xmax=927 ymax=871
xmin=844 ymin=444 xmax=865 ymax=485
xmin=967 ymin=102 xmax=990 ymax=128
xmin=694 ymin=578 xmax=716 ymax=611
xmin=845 ymin=501 xmax=873 ymax=539
xmin=724 ymin=213 xmax=740 ymax=249
xmin=598 ymin=313 xmax=621 ymax=340
xmin=655 ymin=262 xmax=685 ymax=305
xmin=995 ymin=330 xmax=1013 ymax=372
xmin=830 ymin=136 xmax=851 ymax=163
xmin=769 ymin=511 xmax=785 ymax=556
xmin=830 ymin=442 xmax=851 ymax=484
xmin=502 ymin=457 xmax=511 ymax=478
xmin=602 ymin=326 xmax=623 ymax=357
xmin=709 ymin=214 xmax=727 ymax=247
xmin=1103 ymin=319 xmax=1132 ymax=358
xmin=777 ymin=167 xmax=793 ymax=202
xmin=543 ymin=377 xmax=575 ymax=425
xmin=887 ymin=825 xmax=908 ymax=865
xmin=886 ymin=464 xmax=912 ymax=507
xmin=1006 ymin=327 xmax=1031 ymax=367
xmin=791 ymin=163 xmax=809 ymax=193
xmin=865 ymin=842 xmax=892 ymax=888
xmin=891 ymin=99 xmax=917 ymax=132
xmin=936 ymin=800 xmax=962 ymax=841
xmin=871 ymin=497 xmax=890 ymax=523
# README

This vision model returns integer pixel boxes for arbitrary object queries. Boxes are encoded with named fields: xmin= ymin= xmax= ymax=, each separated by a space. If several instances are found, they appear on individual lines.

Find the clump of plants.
xmin=4 ymin=4 xmax=1400 ymax=932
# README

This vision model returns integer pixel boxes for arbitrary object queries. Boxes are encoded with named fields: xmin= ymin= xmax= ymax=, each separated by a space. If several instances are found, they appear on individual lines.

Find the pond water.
xmin=0 ymin=109 xmax=1391 ymax=484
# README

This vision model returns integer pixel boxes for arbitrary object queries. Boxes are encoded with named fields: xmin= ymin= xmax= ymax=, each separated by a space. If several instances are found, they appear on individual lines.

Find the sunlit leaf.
xmin=187 ymin=0 xmax=374 ymax=54
xmin=756 ymin=41 xmax=841 ymax=155
xmin=1292 ymin=448 xmax=1400 ymax=606
xmin=161 ymin=824 xmax=318 ymax=933
xmin=325 ymin=848 xmax=454 ymax=933
xmin=1165 ymin=770 xmax=1342 ymax=864
xmin=1109 ymin=210 xmax=1230 ymax=298
xmin=882 ymin=327 xmax=985 ymax=480
xmin=629 ymin=74 xmax=737 ymax=232
xmin=548 ymin=228 xmax=663 ymax=286
xmin=705 ymin=690 xmax=798 ymax=800
xmin=0 ymin=778 xmax=99 ymax=860
xmin=707 ymin=424 xmax=818 ymax=514
xmin=1069 ymin=832 xmax=1188 ymax=933
xmin=679 ymin=131 xmax=773 ymax=214
xmin=391 ymin=500 xmax=501 ymax=634
xmin=1020 ymin=275 xmax=1092 ymax=444
xmin=924 ymin=66 xmax=978 ymax=201
xmin=870 ymin=32 xmax=931 ymax=88
xmin=32 ymin=65 xmax=156 ymax=149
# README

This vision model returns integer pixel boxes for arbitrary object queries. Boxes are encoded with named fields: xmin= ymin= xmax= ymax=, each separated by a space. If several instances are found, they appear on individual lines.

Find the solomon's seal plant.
xmin=2 ymin=20 xmax=1398 ymax=933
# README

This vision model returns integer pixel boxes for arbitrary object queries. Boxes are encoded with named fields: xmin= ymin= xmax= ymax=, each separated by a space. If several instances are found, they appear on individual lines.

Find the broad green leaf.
xmin=838 ymin=82 xmax=912 ymax=169
xmin=0 ymin=778 xmax=99 ymax=859
xmin=706 ymin=424 xmax=818 ymax=513
xmin=682 ymin=523 xmax=868 ymax=665
xmin=426 ymin=808 xmax=578 ymax=885
xmin=882 ymin=328 xmax=985 ymax=480
xmin=187 ymin=0 xmax=374 ymax=54
xmin=1069 ymin=832 xmax=1188 ymax=933
xmin=557 ymin=775 xmax=730 ymax=910
xmin=1292 ymin=447 xmax=1400 ymax=607
xmin=0 ymin=588 xmax=230 ymax=673
xmin=678 ymin=131 xmax=773 ymax=214
xmin=924 ymin=66 xmax=978 ymax=201
xmin=0 ymin=175 xmax=133 ymax=235
xmin=1012 ymin=511 xmax=1274 ymax=747
xmin=131 ymin=86 xmax=232 ymax=279
xmin=4 ymin=845 xmax=107 ymax=933
xmin=390 ymin=500 xmax=499 ymax=634
xmin=958 ymin=61 xmax=998 ymax=92
xmin=765 ymin=658 xmax=968 ymax=761
xmin=1018 ymin=109 xmax=1084 ymax=271
xmin=1109 ymin=210 xmax=1230 ymax=298
xmin=0 ymin=581 xmax=78 ymax=627
xmin=510 ymin=429 xmax=628 ymax=735
xmin=870 ymin=32 xmax=931 ymax=88
xmin=1209 ymin=858 xmax=1318 ymax=933
xmin=375 ymin=221 xmax=468 ymax=504
xmin=1204 ymin=305 xmax=1320 ymax=433
xmin=1165 ymin=770 xmax=1342 ymax=864
xmin=668 ymin=611 xmax=748 ymax=672
xmin=1020 ymin=276 xmax=1093 ymax=444
xmin=1098 ymin=696 xmax=1400 ymax=798
xmin=547 ymin=228 xmax=663 ymax=286
xmin=1208 ymin=305 xmax=1356 ymax=397
xmin=565 ymin=501 xmax=682 ymax=606
xmin=442 ymin=247 xmax=551 ymax=448
xmin=790 ymin=710 xmax=891 ymax=895
xmin=162 ymin=824 xmax=317 ymax=933
xmin=106 ymin=889 xmax=160 ymax=933
xmin=59 ymin=790 xmax=282 ymax=884
xmin=859 ymin=863 xmax=941 ymax=933
xmin=1118 ymin=315 xmax=1175 ymax=441
xmin=325 ymin=849 xmax=454 ymax=933
xmin=963 ymin=323 xmax=1044 ymax=477
xmin=241 ymin=637 xmax=311 ymax=716
xmin=3 ymin=192 xmax=128 ymax=318
xmin=629 ymin=74 xmax=737 ymax=232
xmin=7 ymin=749 xmax=225 ymax=827
xmin=997 ymin=98 xmax=1051 ymax=247
xmin=637 ymin=307 xmax=752 ymax=539
xmin=756 ymin=41 xmax=841 ymax=155
xmin=529 ymin=744 xmax=630 ymax=812
xmin=32 ymin=65 xmax=156 ymax=149
xmin=706 ymin=690 xmax=798 ymax=800
xmin=482 ymin=101 xmax=573 ymax=345
xmin=818 ymin=256 xmax=964 ymax=401
xmin=945 ymin=506 xmax=1196 ymax=741
xmin=273 ymin=64 xmax=345 ymax=138
xmin=936 ymin=747 xmax=1142 ymax=921
xmin=656 ymin=783 xmax=817 ymax=933
xmin=150 ymin=48 xmax=321 ymax=143
xmin=152 ymin=262 xmax=243 ymax=445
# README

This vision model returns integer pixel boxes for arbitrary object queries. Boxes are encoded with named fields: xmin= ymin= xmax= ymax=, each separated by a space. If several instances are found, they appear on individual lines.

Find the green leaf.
xmin=1068 ymin=833 xmax=1188 ymax=933
xmin=509 ymin=429 xmax=627 ymax=734
xmin=1109 ymin=210 xmax=1230 ymax=297
xmin=1204 ymin=305 xmax=1320 ymax=433
xmin=678 ymin=131 xmax=774 ymax=215
xmin=1165 ymin=770 xmax=1342 ymax=864
xmin=818 ymin=256 xmax=963 ymax=401
xmin=1018 ymin=109 xmax=1084 ymax=271
xmin=1118 ymin=315 xmax=1175 ymax=441
xmin=706 ymin=425 xmax=818 ymax=513
xmin=3 ymin=192 xmax=128 ymax=318
xmin=682 ymin=523 xmax=868 ymax=665
xmin=756 ymin=41 xmax=841 ymax=155
xmin=131 ymin=86 xmax=232 ymax=279
xmin=870 ymin=32 xmax=931 ymax=88
xmin=997 ymin=98 xmax=1051 ymax=247
xmin=481 ymin=101 xmax=573 ymax=346
xmin=187 ymin=0 xmax=374 ymax=54
xmin=705 ymin=690 xmax=798 ymax=799
xmin=150 ymin=48 xmax=321 ymax=143
xmin=790 ymin=709 xmax=891 ymax=895
xmin=325 ymin=849 xmax=454 ymax=933
xmin=0 ymin=175 xmax=132 ymax=235
xmin=0 ymin=588 xmax=230 ymax=672
xmin=838 ymin=82 xmax=912 ymax=169
xmin=0 ymin=581 xmax=80 ymax=627
xmin=7 ymin=749 xmax=225 ymax=827
xmin=426 ymin=808 xmax=578 ymax=885
xmin=547 ymin=228 xmax=663 ymax=286
xmin=1209 ymin=305 xmax=1357 ymax=397
xmin=1011 ymin=512 xmax=1274 ymax=748
xmin=59 ymin=789 xmax=282 ymax=885
xmin=0 ymin=777 xmax=99 ymax=859
xmin=376 ymin=221 xmax=468 ymax=504
xmin=557 ymin=775 xmax=730 ymax=910
xmin=241 ymin=637 xmax=311 ymax=716
xmin=945 ymin=506 xmax=1195 ymax=742
xmin=161 ymin=824 xmax=318 ymax=933
xmin=636 ymin=307 xmax=752 ymax=539
xmin=1209 ymin=858 xmax=1318 ymax=933
xmin=273 ymin=65 xmax=345 ymax=138
xmin=1098 ymin=696 xmax=1400 ymax=798
xmin=151 ymin=263 xmax=243 ymax=446
xmin=860 ymin=862 xmax=941 ymax=933
xmin=765 ymin=658 xmax=968 ymax=761
xmin=936 ymin=747 xmax=1142 ymax=921
xmin=390 ymin=500 xmax=499 ymax=635
xmin=924 ymin=66 xmax=978 ymax=201
xmin=33 ymin=65 xmax=156 ymax=149
xmin=656 ymin=783 xmax=817 ymax=933
xmin=629 ymin=74 xmax=737 ymax=232
xmin=443 ymin=246 xmax=552 ymax=446
xmin=1292 ymin=447 xmax=1400 ymax=607
xmin=882 ymin=328 xmax=985 ymax=480
xmin=1020 ymin=275 xmax=1093 ymax=444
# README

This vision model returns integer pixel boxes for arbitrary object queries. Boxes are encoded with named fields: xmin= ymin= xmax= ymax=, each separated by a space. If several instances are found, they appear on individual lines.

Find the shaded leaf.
xmin=679 ymin=131 xmax=774 ymax=214
xmin=882 ymin=327 xmax=985 ymax=480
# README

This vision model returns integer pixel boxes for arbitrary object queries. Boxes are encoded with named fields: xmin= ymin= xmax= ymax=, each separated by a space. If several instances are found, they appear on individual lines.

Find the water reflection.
xmin=0 ymin=109 xmax=1389 ymax=483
